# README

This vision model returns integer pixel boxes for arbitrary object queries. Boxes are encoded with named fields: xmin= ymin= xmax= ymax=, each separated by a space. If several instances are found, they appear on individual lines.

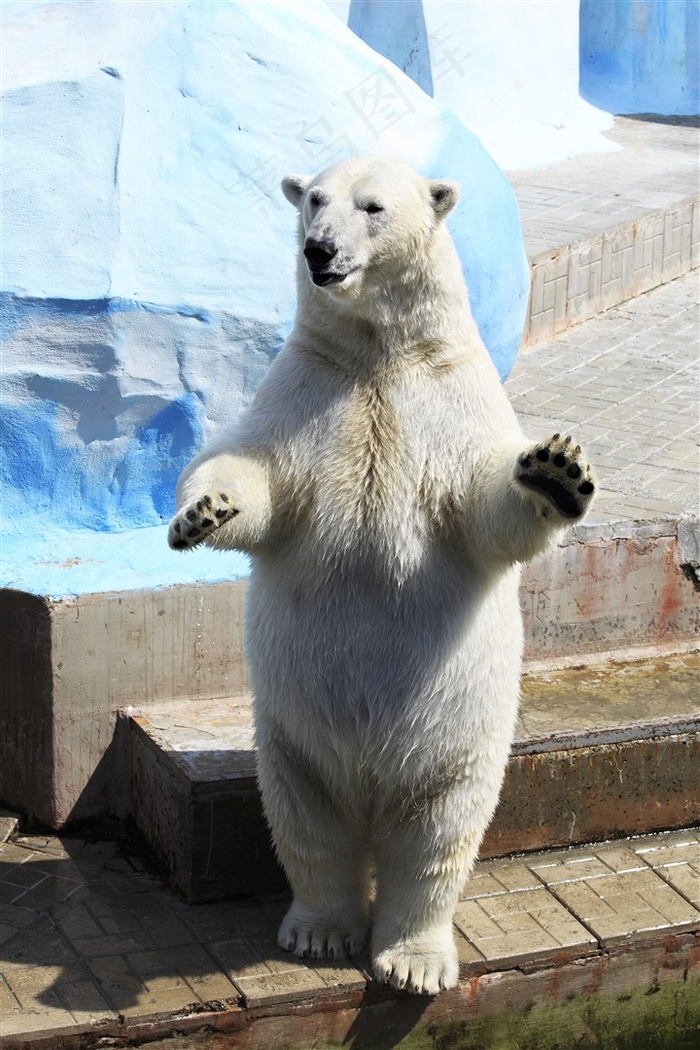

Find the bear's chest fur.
xmin=325 ymin=380 xmax=405 ymax=525
xmin=271 ymin=362 xmax=474 ymax=579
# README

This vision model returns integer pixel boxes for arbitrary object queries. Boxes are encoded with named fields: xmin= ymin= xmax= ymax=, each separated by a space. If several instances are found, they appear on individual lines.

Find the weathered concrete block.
xmin=483 ymin=733 xmax=700 ymax=859
xmin=520 ymin=517 xmax=699 ymax=665
xmin=125 ymin=655 xmax=699 ymax=901
xmin=1 ymin=517 xmax=696 ymax=828
xmin=128 ymin=708 xmax=285 ymax=901
xmin=0 ymin=581 xmax=247 ymax=827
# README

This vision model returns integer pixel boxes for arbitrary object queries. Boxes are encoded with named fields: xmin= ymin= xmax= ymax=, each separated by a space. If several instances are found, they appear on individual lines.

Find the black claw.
xmin=219 ymin=492 xmax=230 ymax=502
xmin=552 ymin=433 xmax=560 ymax=440
xmin=536 ymin=447 xmax=550 ymax=462
xmin=578 ymin=480 xmax=595 ymax=495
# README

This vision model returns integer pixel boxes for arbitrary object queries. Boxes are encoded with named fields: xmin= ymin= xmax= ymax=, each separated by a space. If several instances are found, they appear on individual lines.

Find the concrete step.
xmin=508 ymin=117 xmax=699 ymax=345
xmin=126 ymin=653 xmax=700 ymax=903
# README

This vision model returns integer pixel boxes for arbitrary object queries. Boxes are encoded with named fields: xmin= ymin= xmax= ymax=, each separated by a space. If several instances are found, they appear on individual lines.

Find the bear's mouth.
xmin=309 ymin=269 xmax=348 ymax=287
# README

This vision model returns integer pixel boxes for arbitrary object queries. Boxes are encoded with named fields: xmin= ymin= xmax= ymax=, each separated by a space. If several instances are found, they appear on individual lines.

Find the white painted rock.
xmin=1 ymin=0 xmax=528 ymax=594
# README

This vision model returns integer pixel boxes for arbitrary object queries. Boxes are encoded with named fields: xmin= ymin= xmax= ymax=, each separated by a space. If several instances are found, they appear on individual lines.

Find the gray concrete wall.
xmin=1 ymin=515 xmax=697 ymax=828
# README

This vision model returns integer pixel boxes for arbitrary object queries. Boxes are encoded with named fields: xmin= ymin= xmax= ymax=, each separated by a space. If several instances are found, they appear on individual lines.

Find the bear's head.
xmin=281 ymin=156 xmax=459 ymax=307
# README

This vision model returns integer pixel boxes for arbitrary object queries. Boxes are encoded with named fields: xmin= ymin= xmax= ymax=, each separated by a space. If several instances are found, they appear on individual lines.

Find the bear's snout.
xmin=303 ymin=237 xmax=349 ymax=287
xmin=303 ymin=238 xmax=337 ymax=269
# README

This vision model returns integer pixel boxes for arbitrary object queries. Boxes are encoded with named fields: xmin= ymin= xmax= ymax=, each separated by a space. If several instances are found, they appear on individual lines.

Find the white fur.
xmin=170 ymin=156 xmax=595 ymax=995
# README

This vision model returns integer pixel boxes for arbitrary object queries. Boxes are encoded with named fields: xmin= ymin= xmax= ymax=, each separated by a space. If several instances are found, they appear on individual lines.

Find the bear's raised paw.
xmin=516 ymin=434 xmax=596 ymax=519
xmin=168 ymin=492 xmax=239 ymax=550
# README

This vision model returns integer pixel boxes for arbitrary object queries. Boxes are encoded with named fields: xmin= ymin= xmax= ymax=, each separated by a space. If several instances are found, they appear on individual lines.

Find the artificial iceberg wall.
xmin=580 ymin=0 xmax=700 ymax=117
xmin=2 ymin=0 xmax=530 ymax=596
xmin=338 ymin=0 xmax=617 ymax=170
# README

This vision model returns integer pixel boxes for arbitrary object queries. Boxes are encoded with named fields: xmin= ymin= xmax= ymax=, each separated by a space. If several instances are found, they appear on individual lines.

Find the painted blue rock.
xmin=1 ymin=0 xmax=528 ymax=595
xmin=580 ymin=0 xmax=700 ymax=117
xmin=344 ymin=0 xmax=616 ymax=170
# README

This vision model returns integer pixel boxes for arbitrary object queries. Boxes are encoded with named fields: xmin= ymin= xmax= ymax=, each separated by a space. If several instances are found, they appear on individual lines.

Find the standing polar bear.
xmin=169 ymin=156 xmax=596 ymax=995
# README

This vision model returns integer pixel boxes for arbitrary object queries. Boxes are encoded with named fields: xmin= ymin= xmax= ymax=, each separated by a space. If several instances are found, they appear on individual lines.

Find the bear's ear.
xmin=281 ymin=174 xmax=312 ymax=208
xmin=428 ymin=179 xmax=459 ymax=220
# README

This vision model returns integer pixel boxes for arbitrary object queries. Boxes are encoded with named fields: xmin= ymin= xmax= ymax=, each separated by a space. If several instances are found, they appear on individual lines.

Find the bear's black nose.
xmin=304 ymin=238 xmax=337 ymax=268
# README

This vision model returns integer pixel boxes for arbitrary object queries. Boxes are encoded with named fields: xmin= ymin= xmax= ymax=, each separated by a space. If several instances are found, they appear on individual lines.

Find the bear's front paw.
xmin=516 ymin=434 xmax=596 ymax=519
xmin=168 ymin=491 xmax=239 ymax=550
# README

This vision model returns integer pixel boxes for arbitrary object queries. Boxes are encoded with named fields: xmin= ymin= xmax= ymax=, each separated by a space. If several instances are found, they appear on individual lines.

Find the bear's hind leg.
xmin=257 ymin=739 xmax=370 ymax=960
xmin=371 ymin=785 xmax=484 ymax=995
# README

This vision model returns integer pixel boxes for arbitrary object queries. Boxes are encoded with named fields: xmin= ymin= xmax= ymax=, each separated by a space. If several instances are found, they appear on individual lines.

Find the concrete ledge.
xmin=523 ymin=197 xmax=699 ymax=346
xmin=1 ymin=515 xmax=697 ymax=829
xmin=4 ymin=940 xmax=698 ymax=1050
xmin=126 ymin=654 xmax=699 ymax=902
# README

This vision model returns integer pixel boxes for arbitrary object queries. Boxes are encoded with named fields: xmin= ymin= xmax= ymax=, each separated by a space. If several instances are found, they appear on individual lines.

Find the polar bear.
xmin=168 ymin=156 xmax=596 ymax=995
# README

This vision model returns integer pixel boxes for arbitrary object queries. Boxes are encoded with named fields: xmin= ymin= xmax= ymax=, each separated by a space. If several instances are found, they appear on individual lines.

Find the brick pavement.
xmin=509 ymin=117 xmax=699 ymax=259
xmin=508 ymin=116 xmax=699 ymax=343
xmin=0 ymin=827 xmax=698 ymax=1043
xmin=505 ymin=269 xmax=699 ymax=523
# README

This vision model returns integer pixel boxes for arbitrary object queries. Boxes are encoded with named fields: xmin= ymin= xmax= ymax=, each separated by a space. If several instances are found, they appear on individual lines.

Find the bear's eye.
xmin=309 ymin=193 xmax=321 ymax=208
xmin=364 ymin=202 xmax=384 ymax=215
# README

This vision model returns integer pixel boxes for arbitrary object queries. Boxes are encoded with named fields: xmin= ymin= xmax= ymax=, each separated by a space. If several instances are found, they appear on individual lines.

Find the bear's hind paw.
xmin=278 ymin=901 xmax=366 ymax=960
xmin=516 ymin=433 xmax=596 ymax=519
xmin=373 ymin=929 xmax=458 ymax=995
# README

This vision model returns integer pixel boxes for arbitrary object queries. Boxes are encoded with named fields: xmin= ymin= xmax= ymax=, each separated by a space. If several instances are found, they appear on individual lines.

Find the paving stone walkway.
xmin=0 ymin=827 xmax=698 ymax=1044
xmin=508 ymin=116 xmax=699 ymax=345
xmin=508 ymin=116 xmax=700 ymax=260
xmin=505 ymin=269 xmax=699 ymax=523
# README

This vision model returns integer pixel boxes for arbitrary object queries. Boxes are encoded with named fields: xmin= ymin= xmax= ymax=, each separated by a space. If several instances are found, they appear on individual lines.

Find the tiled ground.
xmin=508 ymin=116 xmax=699 ymax=343
xmin=505 ymin=269 xmax=699 ymax=523
xmin=509 ymin=117 xmax=700 ymax=259
xmin=1 ymin=828 xmax=698 ymax=1041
